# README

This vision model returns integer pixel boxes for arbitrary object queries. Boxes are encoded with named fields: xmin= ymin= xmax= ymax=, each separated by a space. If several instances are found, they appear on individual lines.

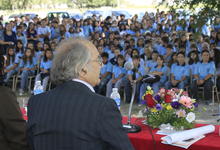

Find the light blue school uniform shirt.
xmin=37 ymin=26 xmax=51 ymax=42
xmin=15 ymin=52 xmax=24 ymax=64
xmin=100 ymin=62 xmax=113 ymax=75
xmin=112 ymin=65 xmax=126 ymax=78
xmin=171 ymin=64 xmax=189 ymax=80
xmin=127 ymin=65 xmax=146 ymax=79
xmin=94 ymin=26 xmax=102 ymax=33
xmin=127 ymin=58 xmax=145 ymax=67
xmin=35 ymin=51 xmax=43 ymax=63
xmin=189 ymin=63 xmax=199 ymax=75
xmin=150 ymin=65 xmax=168 ymax=83
xmin=145 ymin=60 xmax=157 ymax=69
xmin=194 ymin=61 xmax=215 ymax=80
xmin=5 ymin=57 xmax=15 ymax=70
xmin=19 ymin=58 xmax=37 ymax=69
xmin=154 ymin=44 xmax=166 ymax=56
xmin=40 ymin=59 xmax=52 ymax=72
xmin=107 ymin=51 xmax=115 ymax=61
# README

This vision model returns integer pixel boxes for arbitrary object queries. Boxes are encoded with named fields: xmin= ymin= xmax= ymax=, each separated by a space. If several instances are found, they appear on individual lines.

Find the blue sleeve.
xmin=33 ymin=57 xmax=37 ymax=66
xmin=149 ymin=67 xmax=155 ymax=73
xmin=139 ymin=66 xmax=146 ymax=76
xmin=171 ymin=64 xmax=175 ymax=74
xmin=162 ymin=66 xmax=168 ymax=74
xmin=194 ymin=63 xmax=199 ymax=75
xmin=122 ymin=68 xmax=126 ymax=74
xmin=209 ymin=62 xmax=215 ymax=75
xmin=127 ymin=70 xmax=133 ymax=75
xmin=107 ymin=63 xmax=113 ymax=73
xmin=146 ymin=61 xmax=151 ymax=68
xmin=184 ymin=65 xmax=190 ymax=76
xmin=15 ymin=55 xmax=20 ymax=64
xmin=19 ymin=60 xmax=24 ymax=68
xmin=112 ymin=66 xmax=117 ymax=75
xmin=65 ymin=32 xmax=70 ymax=39
xmin=40 ymin=61 xmax=44 ymax=69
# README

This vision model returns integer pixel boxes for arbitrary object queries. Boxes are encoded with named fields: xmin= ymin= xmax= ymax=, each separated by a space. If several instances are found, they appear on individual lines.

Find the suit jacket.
xmin=27 ymin=81 xmax=134 ymax=150
xmin=0 ymin=86 xmax=29 ymax=150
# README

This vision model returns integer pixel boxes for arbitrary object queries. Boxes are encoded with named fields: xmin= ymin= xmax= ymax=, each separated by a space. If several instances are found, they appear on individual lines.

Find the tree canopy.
xmin=160 ymin=0 xmax=220 ymax=31
xmin=0 ymin=0 xmax=117 ymax=10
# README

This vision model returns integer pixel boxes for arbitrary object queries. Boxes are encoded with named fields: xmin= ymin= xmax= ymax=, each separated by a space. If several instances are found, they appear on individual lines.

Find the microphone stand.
xmin=123 ymin=83 xmax=141 ymax=133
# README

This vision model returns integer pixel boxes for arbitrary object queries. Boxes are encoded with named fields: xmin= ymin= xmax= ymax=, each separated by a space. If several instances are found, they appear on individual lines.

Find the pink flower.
xmin=158 ymin=88 xmax=166 ymax=97
xmin=179 ymin=96 xmax=193 ymax=108
xmin=159 ymin=88 xmax=166 ymax=93
xmin=182 ymin=91 xmax=189 ymax=96
xmin=167 ymin=90 xmax=175 ymax=97
xmin=176 ymin=109 xmax=186 ymax=118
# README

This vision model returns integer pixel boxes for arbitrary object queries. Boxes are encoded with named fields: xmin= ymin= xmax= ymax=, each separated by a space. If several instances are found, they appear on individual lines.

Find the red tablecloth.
xmin=122 ymin=117 xmax=220 ymax=150
xmin=20 ymin=107 xmax=28 ymax=121
xmin=21 ymin=108 xmax=220 ymax=150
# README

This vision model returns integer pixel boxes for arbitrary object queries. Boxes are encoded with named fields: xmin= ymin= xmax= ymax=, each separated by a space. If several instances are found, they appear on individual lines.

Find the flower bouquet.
xmin=142 ymin=87 xmax=198 ymax=130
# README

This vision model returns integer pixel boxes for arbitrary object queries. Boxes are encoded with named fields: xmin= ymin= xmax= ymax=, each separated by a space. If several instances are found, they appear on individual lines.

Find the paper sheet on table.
xmin=162 ymin=135 xmax=205 ymax=149
xmin=161 ymin=125 xmax=215 ymax=145
xmin=157 ymin=129 xmax=180 ymax=135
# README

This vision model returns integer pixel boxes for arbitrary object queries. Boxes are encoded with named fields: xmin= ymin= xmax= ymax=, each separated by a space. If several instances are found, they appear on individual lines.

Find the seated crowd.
xmin=0 ymin=11 xmax=220 ymax=104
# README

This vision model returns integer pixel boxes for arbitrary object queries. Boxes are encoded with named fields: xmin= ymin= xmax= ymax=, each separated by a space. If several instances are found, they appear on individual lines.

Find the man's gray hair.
xmin=50 ymin=38 xmax=92 ymax=84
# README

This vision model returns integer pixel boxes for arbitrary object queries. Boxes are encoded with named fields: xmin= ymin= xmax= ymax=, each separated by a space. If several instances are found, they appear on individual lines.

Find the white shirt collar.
xmin=72 ymin=79 xmax=95 ymax=93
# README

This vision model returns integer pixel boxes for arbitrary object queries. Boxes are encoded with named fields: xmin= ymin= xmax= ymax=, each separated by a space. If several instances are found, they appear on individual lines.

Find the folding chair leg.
xmin=12 ymin=76 xmax=15 ymax=91
xmin=28 ymin=78 xmax=32 ymax=93
xmin=215 ymin=87 xmax=220 ymax=103
xmin=48 ymin=81 xmax=51 ymax=91
xmin=212 ymin=87 xmax=215 ymax=104
xmin=15 ymin=76 xmax=18 ymax=92
xmin=123 ymin=88 xmax=126 ymax=102
xmin=202 ymin=89 xmax=205 ymax=100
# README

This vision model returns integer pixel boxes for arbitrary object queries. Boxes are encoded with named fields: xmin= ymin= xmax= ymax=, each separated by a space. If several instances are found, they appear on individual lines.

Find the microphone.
xmin=123 ymin=83 xmax=141 ymax=133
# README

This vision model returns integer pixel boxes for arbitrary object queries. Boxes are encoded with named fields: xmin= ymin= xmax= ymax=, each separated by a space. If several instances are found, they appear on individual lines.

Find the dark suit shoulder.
xmin=0 ymin=86 xmax=18 ymax=114
xmin=0 ymin=86 xmax=16 ymax=98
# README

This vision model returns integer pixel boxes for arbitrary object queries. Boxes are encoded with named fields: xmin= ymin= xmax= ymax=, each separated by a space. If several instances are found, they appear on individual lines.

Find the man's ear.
xmin=81 ymin=68 xmax=87 ymax=74
xmin=79 ymin=67 xmax=88 ymax=77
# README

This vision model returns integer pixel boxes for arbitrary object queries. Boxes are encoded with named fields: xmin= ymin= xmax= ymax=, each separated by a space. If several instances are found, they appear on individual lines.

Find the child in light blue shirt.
xmin=191 ymin=50 xmax=216 ymax=104
xmin=3 ymin=46 xmax=18 ymax=84
xmin=165 ymin=52 xmax=189 ymax=89
xmin=35 ymin=49 xmax=53 ymax=92
xmin=97 ymin=52 xmax=112 ymax=95
xmin=106 ymin=55 xmax=126 ymax=97
xmin=19 ymin=48 xmax=37 ymax=94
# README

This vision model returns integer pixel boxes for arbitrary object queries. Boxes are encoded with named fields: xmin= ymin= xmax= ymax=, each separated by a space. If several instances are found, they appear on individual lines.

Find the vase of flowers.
xmin=142 ymin=86 xmax=198 ymax=130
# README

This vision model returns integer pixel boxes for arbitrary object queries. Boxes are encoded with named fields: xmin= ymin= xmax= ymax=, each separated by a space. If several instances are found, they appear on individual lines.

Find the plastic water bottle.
xmin=33 ymin=81 xmax=44 ymax=95
xmin=110 ymin=88 xmax=121 ymax=110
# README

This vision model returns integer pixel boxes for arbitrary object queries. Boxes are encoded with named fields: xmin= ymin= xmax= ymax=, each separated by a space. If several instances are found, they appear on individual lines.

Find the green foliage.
xmin=146 ymin=104 xmax=195 ymax=130
xmin=73 ymin=0 xmax=117 ymax=8
xmin=147 ymin=108 xmax=176 ymax=129
xmin=159 ymin=0 xmax=220 ymax=33
xmin=0 ymin=0 xmax=117 ymax=10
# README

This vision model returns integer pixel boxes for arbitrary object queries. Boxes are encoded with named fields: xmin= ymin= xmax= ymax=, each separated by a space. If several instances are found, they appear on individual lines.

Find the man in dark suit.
xmin=27 ymin=38 xmax=134 ymax=150
xmin=0 ymin=86 xmax=29 ymax=150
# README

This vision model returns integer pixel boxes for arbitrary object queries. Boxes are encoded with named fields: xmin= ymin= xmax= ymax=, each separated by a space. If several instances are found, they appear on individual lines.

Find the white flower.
xmin=147 ymin=86 xmax=151 ymax=90
xmin=172 ymin=98 xmax=178 ymax=102
xmin=186 ymin=112 xmax=196 ymax=123
xmin=176 ymin=109 xmax=186 ymax=118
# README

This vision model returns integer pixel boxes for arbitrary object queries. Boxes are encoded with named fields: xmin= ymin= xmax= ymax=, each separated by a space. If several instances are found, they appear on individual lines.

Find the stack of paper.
xmin=161 ymin=125 xmax=215 ymax=149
